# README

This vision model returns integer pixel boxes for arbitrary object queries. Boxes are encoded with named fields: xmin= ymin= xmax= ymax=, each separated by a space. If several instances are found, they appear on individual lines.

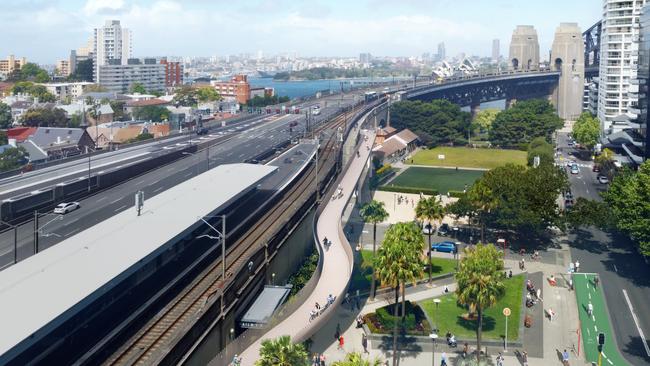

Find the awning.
xmin=239 ymin=285 xmax=292 ymax=329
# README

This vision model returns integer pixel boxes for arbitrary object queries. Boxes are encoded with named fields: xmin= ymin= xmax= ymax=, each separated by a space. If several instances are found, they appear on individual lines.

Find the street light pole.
xmin=429 ymin=333 xmax=438 ymax=366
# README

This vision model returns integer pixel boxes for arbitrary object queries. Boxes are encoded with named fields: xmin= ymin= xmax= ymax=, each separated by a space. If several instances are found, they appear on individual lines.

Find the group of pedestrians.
xmin=311 ymin=353 xmax=327 ymax=366
xmin=310 ymin=294 xmax=337 ymax=322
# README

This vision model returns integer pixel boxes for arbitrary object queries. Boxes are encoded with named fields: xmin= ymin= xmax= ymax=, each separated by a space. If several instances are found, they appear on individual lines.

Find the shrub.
xmin=376 ymin=164 xmax=393 ymax=176
xmin=377 ymin=185 xmax=439 ymax=196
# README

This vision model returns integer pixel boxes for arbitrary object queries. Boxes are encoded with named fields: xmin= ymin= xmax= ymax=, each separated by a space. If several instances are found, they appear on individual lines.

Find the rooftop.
xmin=0 ymin=163 xmax=277 ymax=360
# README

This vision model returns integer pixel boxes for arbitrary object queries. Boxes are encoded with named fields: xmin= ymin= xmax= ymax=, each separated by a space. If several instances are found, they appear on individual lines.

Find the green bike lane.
xmin=574 ymin=273 xmax=629 ymax=366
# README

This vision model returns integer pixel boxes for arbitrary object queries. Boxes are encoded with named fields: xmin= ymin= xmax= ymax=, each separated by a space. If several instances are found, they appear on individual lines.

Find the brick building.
xmin=211 ymin=75 xmax=252 ymax=104
xmin=160 ymin=58 xmax=183 ymax=87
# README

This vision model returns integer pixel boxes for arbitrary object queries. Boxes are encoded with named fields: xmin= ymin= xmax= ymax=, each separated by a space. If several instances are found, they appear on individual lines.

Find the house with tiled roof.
xmin=18 ymin=127 xmax=95 ymax=161
xmin=372 ymin=128 xmax=420 ymax=164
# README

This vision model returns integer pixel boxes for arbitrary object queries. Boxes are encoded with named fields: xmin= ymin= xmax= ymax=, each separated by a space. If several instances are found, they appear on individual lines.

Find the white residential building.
xmin=97 ymin=58 xmax=165 ymax=94
xmin=39 ymin=82 xmax=94 ymax=100
xmin=93 ymin=20 xmax=132 ymax=82
xmin=598 ymin=0 xmax=647 ymax=134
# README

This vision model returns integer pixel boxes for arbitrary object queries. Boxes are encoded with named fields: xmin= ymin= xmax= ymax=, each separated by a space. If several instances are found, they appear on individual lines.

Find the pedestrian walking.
xmin=320 ymin=354 xmax=326 ymax=366
xmin=574 ymin=260 xmax=580 ymax=272
xmin=440 ymin=351 xmax=448 ymax=366
xmin=522 ymin=350 xmax=529 ymax=366
xmin=338 ymin=335 xmax=344 ymax=350
xmin=562 ymin=349 xmax=570 ymax=365
xmin=315 ymin=302 xmax=321 ymax=311
xmin=335 ymin=323 xmax=340 ymax=340
xmin=312 ymin=354 xmax=319 ymax=366
xmin=594 ymin=275 xmax=599 ymax=288
xmin=496 ymin=352 xmax=504 ymax=366
xmin=362 ymin=334 xmax=368 ymax=353
xmin=587 ymin=302 xmax=593 ymax=317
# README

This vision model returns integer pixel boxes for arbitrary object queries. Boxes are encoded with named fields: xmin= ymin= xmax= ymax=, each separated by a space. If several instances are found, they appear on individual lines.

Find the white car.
xmin=54 ymin=202 xmax=80 ymax=214
xmin=570 ymin=165 xmax=580 ymax=174
xmin=597 ymin=175 xmax=609 ymax=184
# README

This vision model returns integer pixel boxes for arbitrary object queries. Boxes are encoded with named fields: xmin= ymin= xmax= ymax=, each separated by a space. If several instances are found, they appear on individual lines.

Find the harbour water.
xmin=247 ymin=76 xmax=403 ymax=99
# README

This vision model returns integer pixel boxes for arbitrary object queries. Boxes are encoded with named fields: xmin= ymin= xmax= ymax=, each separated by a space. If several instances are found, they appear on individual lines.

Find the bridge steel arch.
xmin=403 ymin=71 xmax=561 ymax=109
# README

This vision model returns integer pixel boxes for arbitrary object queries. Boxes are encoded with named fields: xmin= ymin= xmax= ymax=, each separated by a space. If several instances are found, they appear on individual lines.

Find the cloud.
xmin=83 ymin=0 xmax=128 ymax=16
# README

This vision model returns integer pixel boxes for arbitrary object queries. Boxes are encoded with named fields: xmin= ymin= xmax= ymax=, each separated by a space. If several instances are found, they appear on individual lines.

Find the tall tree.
xmin=255 ymin=335 xmax=309 ymax=366
xmin=110 ymin=100 xmax=127 ymax=121
xmin=375 ymin=222 xmax=425 ymax=366
xmin=390 ymin=99 xmax=471 ymax=147
xmin=130 ymin=83 xmax=147 ymax=94
xmin=173 ymin=86 xmax=200 ymax=106
xmin=602 ymin=162 xmax=650 ymax=256
xmin=0 ymin=102 xmax=12 ymax=129
xmin=197 ymin=86 xmax=222 ymax=102
xmin=0 ymin=146 xmax=29 ymax=172
xmin=473 ymin=108 xmax=499 ymax=132
xmin=359 ymin=200 xmax=389 ymax=300
xmin=527 ymin=137 xmax=554 ymax=167
xmin=415 ymin=196 xmax=445 ymax=282
xmin=455 ymin=244 xmax=506 ymax=363
xmin=7 ymin=63 xmax=50 ymax=82
xmin=11 ymin=82 xmax=55 ymax=102
xmin=572 ymin=112 xmax=600 ymax=150
xmin=489 ymin=99 xmax=563 ymax=147
xmin=133 ymin=105 xmax=170 ymax=122
xmin=21 ymin=107 xmax=68 ymax=127
xmin=332 ymin=352 xmax=383 ymax=366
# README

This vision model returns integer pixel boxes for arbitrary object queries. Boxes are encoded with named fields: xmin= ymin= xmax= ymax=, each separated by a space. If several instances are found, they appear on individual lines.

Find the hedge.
xmin=377 ymin=185 xmax=439 ymax=196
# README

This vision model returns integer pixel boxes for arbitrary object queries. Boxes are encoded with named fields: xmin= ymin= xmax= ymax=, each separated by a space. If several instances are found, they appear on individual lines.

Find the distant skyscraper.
xmin=598 ymin=0 xmax=648 ymax=133
xmin=93 ymin=20 xmax=132 ymax=82
xmin=359 ymin=53 xmax=372 ymax=64
xmin=492 ymin=39 xmax=500 ymax=63
xmin=437 ymin=42 xmax=446 ymax=61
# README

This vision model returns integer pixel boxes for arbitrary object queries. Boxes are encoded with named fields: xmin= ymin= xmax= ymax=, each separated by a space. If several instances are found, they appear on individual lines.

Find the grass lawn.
xmin=385 ymin=167 xmax=483 ymax=193
xmin=420 ymin=274 xmax=525 ymax=341
xmin=409 ymin=147 xmax=527 ymax=169
xmin=350 ymin=250 xmax=457 ymax=291
xmin=365 ymin=300 xmax=432 ymax=336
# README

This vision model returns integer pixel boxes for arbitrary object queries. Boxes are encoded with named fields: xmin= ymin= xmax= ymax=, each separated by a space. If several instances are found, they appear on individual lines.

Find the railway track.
xmin=103 ymin=106 xmax=359 ymax=366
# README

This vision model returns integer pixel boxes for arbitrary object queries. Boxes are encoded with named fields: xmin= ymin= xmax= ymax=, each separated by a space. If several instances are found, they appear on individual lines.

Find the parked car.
xmin=438 ymin=223 xmax=450 ymax=236
xmin=54 ymin=202 xmax=80 ymax=214
xmin=431 ymin=241 xmax=457 ymax=253
xmin=592 ymin=165 xmax=601 ymax=172
xmin=597 ymin=175 xmax=609 ymax=184
xmin=570 ymin=165 xmax=580 ymax=174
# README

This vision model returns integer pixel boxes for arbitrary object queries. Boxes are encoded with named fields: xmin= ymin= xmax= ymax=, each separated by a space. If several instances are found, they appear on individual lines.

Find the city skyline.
xmin=2 ymin=0 xmax=600 ymax=63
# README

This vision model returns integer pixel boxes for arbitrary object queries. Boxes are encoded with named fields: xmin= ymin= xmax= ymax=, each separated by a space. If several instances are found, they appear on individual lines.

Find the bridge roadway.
xmin=237 ymin=126 xmax=376 ymax=366
xmin=0 ymin=92 xmax=367 ymax=270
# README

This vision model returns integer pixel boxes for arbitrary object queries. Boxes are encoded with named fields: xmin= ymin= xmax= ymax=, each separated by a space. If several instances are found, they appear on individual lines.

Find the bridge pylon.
xmin=509 ymin=25 xmax=540 ymax=71
xmin=551 ymin=23 xmax=585 ymax=120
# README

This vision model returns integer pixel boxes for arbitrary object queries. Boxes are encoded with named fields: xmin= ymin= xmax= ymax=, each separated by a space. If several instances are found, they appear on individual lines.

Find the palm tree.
xmin=415 ymin=196 xmax=445 ymax=282
xmin=255 ymin=335 xmax=309 ymax=366
xmin=359 ymin=200 xmax=389 ymax=300
xmin=332 ymin=352 xmax=383 ymax=366
xmin=375 ymin=222 xmax=425 ymax=366
xmin=455 ymin=244 xmax=506 ymax=363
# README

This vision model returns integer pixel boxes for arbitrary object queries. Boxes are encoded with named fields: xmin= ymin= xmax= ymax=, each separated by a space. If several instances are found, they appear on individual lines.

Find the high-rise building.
xmin=97 ymin=58 xmax=165 ymax=94
xmin=598 ymin=0 xmax=648 ymax=134
xmin=56 ymin=60 xmax=72 ymax=77
xmin=0 ymin=55 xmax=27 ymax=75
xmin=492 ymin=39 xmax=500 ymax=63
xmin=160 ymin=58 xmax=184 ymax=87
xmin=437 ymin=42 xmax=446 ymax=61
xmin=359 ymin=53 xmax=372 ymax=64
xmin=93 ymin=20 xmax=132 ymax=82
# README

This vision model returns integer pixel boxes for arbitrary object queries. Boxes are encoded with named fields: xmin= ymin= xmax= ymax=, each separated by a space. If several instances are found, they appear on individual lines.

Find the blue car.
xmin=431 ymin=241 xmax=457 ymax=253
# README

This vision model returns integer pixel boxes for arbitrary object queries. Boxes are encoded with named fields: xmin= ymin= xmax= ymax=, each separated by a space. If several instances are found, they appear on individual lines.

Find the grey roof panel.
xmin=0 ymin=163 xmax=277 ymax=358
xmin=240 ymin=286 xmax=292 ymax=328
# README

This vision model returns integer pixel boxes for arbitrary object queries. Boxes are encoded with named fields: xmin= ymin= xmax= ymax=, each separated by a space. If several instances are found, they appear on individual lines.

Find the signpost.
xmin=503 ymin=307 xmax=511 ymax=352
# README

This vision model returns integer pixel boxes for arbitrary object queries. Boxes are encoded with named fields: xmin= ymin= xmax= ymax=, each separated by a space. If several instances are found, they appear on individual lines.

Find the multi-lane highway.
xmin=0 ymin=93 xmax=361 ymax=269
xmin=558 ymin=132 xmax=650 ymax=366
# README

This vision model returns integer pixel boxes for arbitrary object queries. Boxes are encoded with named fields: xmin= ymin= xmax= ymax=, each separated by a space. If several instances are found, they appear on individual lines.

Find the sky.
xmin=0 ymin=0 xmax=601 ymax=64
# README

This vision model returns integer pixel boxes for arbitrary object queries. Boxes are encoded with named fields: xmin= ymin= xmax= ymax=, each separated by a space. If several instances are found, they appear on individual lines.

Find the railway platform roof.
xmin=0 ymin=163 xmax=277 ymax=360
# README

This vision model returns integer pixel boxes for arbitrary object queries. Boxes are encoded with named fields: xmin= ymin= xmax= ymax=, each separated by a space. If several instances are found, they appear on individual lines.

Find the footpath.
xmin=310 ymin=246 xmax=593 ymax=366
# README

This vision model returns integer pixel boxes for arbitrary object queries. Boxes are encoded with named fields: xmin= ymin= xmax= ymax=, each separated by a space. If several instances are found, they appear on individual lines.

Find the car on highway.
xmin=54 ymin=202 xmax=80 ymax=214
xmin=438 ymin=223 xmax=450 ymax=236
xmin=196 ymin=127 xmax=209 ymax=135
xmin=592 ymin=164 xmax=601 ymax=172
xmin=570 ymin=164 xmax=580 ymax=174
xmin=431 ymin=241 xmax=457 ymax=253
xmin=597 ymin=175 xmax=609 ymax=184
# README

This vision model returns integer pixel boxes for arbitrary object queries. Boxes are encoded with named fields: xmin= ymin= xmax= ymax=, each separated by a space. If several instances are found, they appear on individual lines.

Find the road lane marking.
xmin=136 ymin=180 xmax=146 ymax=185
xmin=96 ymin=197 xmax=107 ymax=202
xmin=153 ymin=186 xmax=164 ymax=193
xmin=184 ymin=173 xmax=192 ymax=178
xmin=110 ymin=198 xmax=122 ymax=204
xmin=114 ymin=205 xmax=127 ymax=212
xmin=166 ymin=167 xmax=175 ymax=172
xmin=64 ymin=228 xmax=80 ymax=237
xmin=623 ymin=289 xmax=650 ymax=357
xmin=613 ymin=264 xmax=618 ymax=272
